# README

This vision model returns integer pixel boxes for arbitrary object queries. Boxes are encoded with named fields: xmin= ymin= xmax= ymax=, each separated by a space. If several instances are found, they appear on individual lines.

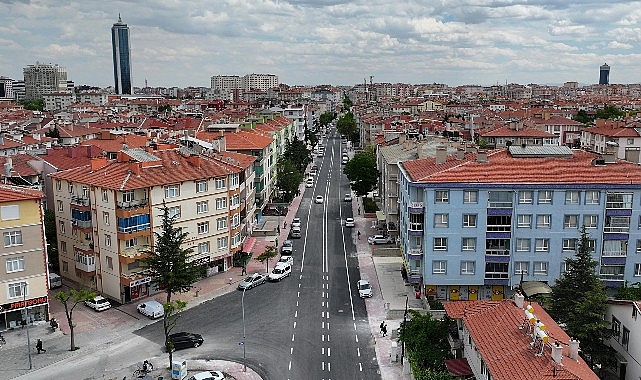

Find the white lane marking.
xmin=322 ymin=347 xmax=325 ymax=355
xmin=353 ymin=322 xmax=357 ymax=330
xmin=328 ymin=347 xmax=331 ymax=357
xmin=295 ymin=310 xmax=298 ymax=318
xmin=357 ymin=347 xmax=361 ymax=357
xmin=293 ymin=321 xmax=297 ymax=329
xmin=292 ymin=334 xmax=295 ymax=341
xmin=355 ymin=334 xmax=359 ymax=343
xmin=359 ymin=362 xmax=362 ymax=371
xmin=289 ymin=361 xmax=292 ymax=370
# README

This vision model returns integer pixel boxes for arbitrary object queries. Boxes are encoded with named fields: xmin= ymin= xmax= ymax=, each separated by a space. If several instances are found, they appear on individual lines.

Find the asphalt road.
xmin=133 ymin=131 xmax=380 ymax=380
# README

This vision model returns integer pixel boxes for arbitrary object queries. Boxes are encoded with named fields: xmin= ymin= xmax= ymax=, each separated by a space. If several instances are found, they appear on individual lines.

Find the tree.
xmin=548 ymin=226 xmax=615 ymax=369
xmin=54 ymin=288 xmax=96 ymax=351
xmin=343 ymin=146 xmax=379 ymax=196
xmin=398 ymin=309 xmax=453 ymax=378
xmin=615 ymin=281 xmax=641 ymax=300
xmin=162 ymin=300 xmax=187 ymax=366
xmin=275 ymin=158 xmax=304 ymax=203
xmin=44 ymin=209 xmax=59 ymax=272
xmin=45 ymin=126 xmax=60 ymax=138
xmin=318 ymin=112 xmax=335 ymax=129
xmin=342 ymin=94 xmax=353 ymax=109
xmin=336 ymin=112 xmax=358 ymax=145
xmin=256 ymin=245 xmax=277 ymax=273
xmin=283 ymin=137 xmax=312 ymax=173
xmin=19 ymin=99 xmax=44 ymax=111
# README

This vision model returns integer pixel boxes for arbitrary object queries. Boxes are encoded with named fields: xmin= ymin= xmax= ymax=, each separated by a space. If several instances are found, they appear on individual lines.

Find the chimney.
xmin=551 ymin=341 xmax=563 ymax=364
xmin=568 ymin=339 xmax=580 ymax=361
xmin=90 ymin=157 xmax=108 ymax=171
xmin=456 ymin=148 xmax=465 ymax=160
xmin=476 ymin=150 xmax=488 ymax=163
xmin=129 ymin=162 xmax=141 ymax=175
xmin=218 ymin=135 xmax=226 ymax=152
xmin=514 ymin=292 xmax=525 ymax=309
xmin=435 ymin=144 xmax=447 ymax=165
xmin=188 ymin=155 xmax=202 ymax=168
xmin=399 ymin=133 xmax=406 ymax=144
xmin=4 ymin=162 xmax=12 ymax=177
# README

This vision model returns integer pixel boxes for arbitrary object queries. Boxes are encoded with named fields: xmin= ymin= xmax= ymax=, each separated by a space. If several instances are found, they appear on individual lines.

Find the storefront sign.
xmin=0 ymin=296 xmax=48 ymax=313
xmin=130 ymin=277 xmax=151 ymax=287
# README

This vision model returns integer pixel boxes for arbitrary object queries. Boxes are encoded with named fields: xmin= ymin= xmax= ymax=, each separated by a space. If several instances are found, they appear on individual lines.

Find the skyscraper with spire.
xmin=111 ymin=15 xmax=132 ymax=94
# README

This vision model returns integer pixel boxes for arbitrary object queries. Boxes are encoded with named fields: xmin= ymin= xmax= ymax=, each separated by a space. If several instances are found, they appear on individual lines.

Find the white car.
xmin=137 ymin=300 xmax=165 ymax=319
xmin=344 ymin=194 xmax=352 ymax=202
xmin=367 ymin=235 xmax=393 ymax=245
xmin=84 ymin=295 xmax=111 ymax=312
xmin=306 ymin=178 xmax=314 ymax=187
xmin=345 ymin=217 xmax=355 ymax=227
xmin=268 ymin=263 xmax=292 ymax=282
xmin=291 ymin=217 xmax=301 ymax=228
xmin=278 ymin=255 xmax=293 ymax=266
xmin=186 ymin=371 xmax=225 ymax=380
xmin=315 ymin=196 xmax=324 ymax=204
xmin=358 ymin=279 xmax=373 ymax=298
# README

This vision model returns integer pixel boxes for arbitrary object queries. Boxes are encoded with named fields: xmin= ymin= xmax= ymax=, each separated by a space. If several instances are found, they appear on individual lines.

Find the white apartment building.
xmin=23 ymin=62 xmax=68 ymax=100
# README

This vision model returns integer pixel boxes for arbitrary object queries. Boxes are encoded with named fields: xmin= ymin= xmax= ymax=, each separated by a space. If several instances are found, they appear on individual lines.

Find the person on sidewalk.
xmin=382 ymin=323 xmax=388 ymax=337
xmin=357 ymin=231 xmax=361 ymax=240
xmin=36 ymin=339 xmax=46 ymax=353
xmin=380 ymin=321 xmax=386 ymax=336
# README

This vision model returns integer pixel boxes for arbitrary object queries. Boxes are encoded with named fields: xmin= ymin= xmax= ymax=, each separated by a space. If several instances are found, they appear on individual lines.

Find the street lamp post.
xmin=23 ymin=283 xmax=32 ymax=369
xmin=241 ymin=286 xmax=247 ymax=372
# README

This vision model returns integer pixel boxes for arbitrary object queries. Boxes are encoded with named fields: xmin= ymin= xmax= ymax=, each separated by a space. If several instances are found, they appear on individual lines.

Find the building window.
xmin=434 ymin=214 xmax=448 ymax=228
xmin=563 ymin=238 xmax=577 ymax=251
xmin=196 ymin=180 xmax=208 ymax=193
xmin=3 ymin=231 xmax=23 ymax=247
xmin=216 ymin=197 xmax=227 ymax=210
xmin=433 ymin=237 xmax=447 ymax=251
xmin=622 ymin=327 xmax=630 ymax=350
xmin=8 ymin=281 xmax=28 ymax=298
xmin=583 ymin=215 xmax=598 ymax=229
xmin=165 ymin=184 xmax=180 ymax=198
xmin=105 ymin=234 xmax=111 ymax=247
xmin=56 ymin=180 xmax=61 ymax=191
xmin=538 ymin=190 xmax=553 ymax=204
xmin=6 ymin=256 xmax=25 ymax=273
xmin=57 ymin=200 xmax=64 ymax=212
xmin=197 ymin=222 xmax=209 ymax=234
xmin=606 ymin=192 xmax=633 ymax=209
xmin=516 ymin=238 xmax=530 ymax=252
xmin=125 ymin=237 xmax=137 ymax=248
xmin=217 ymin=237 xmax=228 ymax=250
xmin=635 ymin=263 xmax=641 ymax=276
xmin=197 ymin=201 xmax=208 ymax=214
xmin=535 ymin=239 xmax=549 ymax=252
xmin=612 ymin=317 xmax=621 ymax=341
xmin=68 ymin=183 xmax=74 ymax=194
xmin=432 ymin=260 xmax=447 ymax=274
xmin=217 ymin=217 xmax=227 ymax=230
xmin=103 ymin=212 xmax=110 ymax=225
xmin=460 ymin=261 xmax=475 ymax=275
xmin=533 ymin=261 xmax=548 ymax=275
xmin=536 ymin=214 xmax=551 ymax=229
xmin=564 ymin=215 xmax=578 ymax=229
xmin=168 ymin=206 xmax=181 ymax=219
xmin=565 ymin=191 xmax=580 ymax=205
xmin=232 ymin=213 xmax=240 ymax=228
xmin=462 ymin=214 xmax=477 ymax=228
xmin=435 ymin=190 xmax=449 ymax=203
xmin=60 ymin=241 xmax=67 ymax=253
xmin=62 ymin=260 xmax=68 ymax=272
xmin=488 ymin=191 xmax=512 ymax=208
xmin=463 ymin=190 xmax=478 ymax=204
xmin=102 ymin=189 xmax=108 ymax=202
xmin=514 ymin=261 xmax=528 ymax=275
xmin=215 ymin=178 xmax=226 ymax=189
xmin=462 ymin=238 xmax=476 ymax=251
xmin=122 ymin=190 xmax=135 ymax=203
xmin=106 ymin=256 xmax=113 ymax=270
xmin=198 ymin=242 xmax=210 ymax=254
xmin=585 ymin=190 xmax=600 ymax=204
xmin=517 ymin=214 xmax=532 ymax=228
xmin=519 ymin=191 xmax=533 ymax=204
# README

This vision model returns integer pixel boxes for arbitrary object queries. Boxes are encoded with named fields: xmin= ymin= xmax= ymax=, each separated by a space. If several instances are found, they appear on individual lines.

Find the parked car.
xmin=48 ymin=273 xmax=62 ymax=289
xmin=291 ymin=217 xmax=301 ymax=228
xmin=268 ymin=263 xmax=292 ymax=282
xmin=315 ymin=195 xmax=324 ymax=204
xmin=137 ymin=300 xmax=165 ymax=319
xmin=289 ymin=226 xmax=302 ymax=238
xmin=238 ymin=273 xmax=267 ymax=290
xmin=345 ymin=217 xmax=355 ymax=227
xmin=165 ymin=332 xmax=204 ymax=352
xmin=84 ymin=295 xmax=111 ymax=312
xmin=311 ymin=165 xmax=318 ymax=171
xmin=186 ymin=371 xmax=224 ymax=380
xmin=281 ymin=240 xmax=293 ymax=254
xmin=306 ymin=178 xmax=314 ymax=187
xmin=278 ymin=255 xmax=293 ymax=266
xmin=358 ymin=279 xmax=373 ymax=298
xmin=367 ymin=235 xmax=393 ymax=245
xmin=344 ymin=193 xmax=352 ymax=202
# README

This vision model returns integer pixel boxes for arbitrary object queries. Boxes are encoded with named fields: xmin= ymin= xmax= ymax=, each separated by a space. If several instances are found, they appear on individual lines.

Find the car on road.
xmin=137 ymin=300 xmax=165 ymax=319
xmin=311 ymin=165 xmax=318 ymax=171
xmin=278 ymin=255 xmax=293 ymax=266
xmin=306 ymin=178 xmax=314 ymax=187
xmin=289 ymin=226 xmax=302 ymax=238
xmin=84 ymin=295 xmax=111 ymax=312
xmin=238 ymin=273 xmax=267 ymax=290
xmin=315 ymin=195 xmax=324 ymax=204
xmin=367 ymin=235 xmax=393 ymax=245
xmin=345 ymin=217 xmax=355 ymax=227
xmin=281 ymin=239 xmax=293 ymax=254
xmin=358 ymin=279 xmax=373 ymax=298
xmin=291 ymin=217 xmax=301 ymax=228
xmin=344 ymin=193 xmax=352 ymax=202
xmin=268 ymin=263 xmax=292 ymax=282
xmin=165 ymin=332 xmax=204 ymax=352
xmin=309 ymin=170 xmax=316 ymax=176
xmin=185 ymin=370 xmax=224 ymax=380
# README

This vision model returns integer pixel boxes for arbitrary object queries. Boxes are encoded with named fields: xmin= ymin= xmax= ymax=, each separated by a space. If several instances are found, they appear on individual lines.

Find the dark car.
xmin=165 ymin=332 xmax=204 ymax=352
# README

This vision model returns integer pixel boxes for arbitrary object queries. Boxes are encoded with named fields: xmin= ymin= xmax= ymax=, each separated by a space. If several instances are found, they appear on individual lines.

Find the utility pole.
xmin=400 ymin=295 xmax=408 ymax=365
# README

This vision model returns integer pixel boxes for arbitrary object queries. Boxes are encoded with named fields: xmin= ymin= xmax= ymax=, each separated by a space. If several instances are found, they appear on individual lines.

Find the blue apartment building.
xmin=397 ymin=145 xmax=641 ymax=301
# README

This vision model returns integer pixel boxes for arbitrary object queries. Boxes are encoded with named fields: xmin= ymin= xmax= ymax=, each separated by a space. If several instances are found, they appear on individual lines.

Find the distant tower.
xmin=599 ymin=63 xmax=610 ymax=85
xmin=111 ymin=14 xmax=132 ymax=94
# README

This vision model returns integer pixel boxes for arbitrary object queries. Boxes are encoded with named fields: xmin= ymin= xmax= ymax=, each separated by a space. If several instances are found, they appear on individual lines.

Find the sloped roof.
xmin=0 ymin=184 xmax=43 ymax=202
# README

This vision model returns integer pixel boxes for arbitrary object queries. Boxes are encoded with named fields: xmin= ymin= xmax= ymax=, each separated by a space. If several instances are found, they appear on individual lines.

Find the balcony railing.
xmin=70 ymin=196 xmax=90 ymax=206
xmin=600 ymin=274 xmax=625 ymax=281
xmin=602 ymin=250 xmax=627 ymax=257
xmin=408 ymin=202 xmax=424 ymax=210
xmin=72 ymin=219 xmax=92 ymax=228
xmin=118 ymin=223 xmax=150 ymax=234
xmin=117 ymin=199 xmax=149 ymax=209
xmin=603 ymin=226 xmax=630 ymax=233
xmin=484 ymin=272 xmax=509 ymax=279
xmin=485 ymin=249 xmax=510 ymax=256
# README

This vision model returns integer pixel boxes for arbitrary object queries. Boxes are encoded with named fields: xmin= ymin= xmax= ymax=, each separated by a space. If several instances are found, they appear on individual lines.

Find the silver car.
xmin=237 ymin=273 xmax=267 ymax=290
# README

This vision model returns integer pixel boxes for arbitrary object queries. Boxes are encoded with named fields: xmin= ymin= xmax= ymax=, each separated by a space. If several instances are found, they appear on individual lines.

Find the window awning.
xmin=376 ymin=211 xmax=386 ymax=221
xmin=444 ymin=358 xmax=473 ymax=377
xmin=520 ymin=281 xmax=553 ymax=298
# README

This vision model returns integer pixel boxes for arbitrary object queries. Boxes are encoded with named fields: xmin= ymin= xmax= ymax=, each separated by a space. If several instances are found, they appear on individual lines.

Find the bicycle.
xmin=132 ymin=360 xmax=153 ymax=378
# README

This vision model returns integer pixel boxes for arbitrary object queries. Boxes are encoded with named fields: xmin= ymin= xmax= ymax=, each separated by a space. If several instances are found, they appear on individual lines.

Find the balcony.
xmin=408 ymin=248 xmax=423 ymax=258
xmin=602 ymin=250 xmax=627 ymax=257
xmin=70 ymin=196 xmax=90 ymax=207
xmin=118 ymin=223 xmax=150 ymax=234
xmin=75 ymin=253 xmax=95 ymax=273
xmin=408 ymin=202 xmax=424 ymax=212
xmin=71 ymin=219 xmax=92 ymax=229
xmin=116 ymin=200 xmax=150 ymax=218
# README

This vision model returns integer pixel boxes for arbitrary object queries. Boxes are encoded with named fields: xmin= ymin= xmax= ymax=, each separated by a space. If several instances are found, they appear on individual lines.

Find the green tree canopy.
xmin=44 ymin=209 xmax=59 ymax=272
xmin=19 ymin=99 xmax=44 ymax=111
xmin=342 ymin=94 xmax=353 ymax=109
xmin=318 ymin=111 xmax=335 ymax=129
xmin=275 ymin=158 xmax=304 ymax=203
xmin=547 ymin=226 xmax=615 ymax=369
xmin=283 ymin=137 xmax=311 ymax=173
xmin=256 ymin=245 xmax=278 ymax=273
xmin=54 ymin=288 xmax=96 ymax=351
xmin=336 ymin=112 xmax=359 ymax=145
xmin=343 ymin=146 xmax=379 ymax=196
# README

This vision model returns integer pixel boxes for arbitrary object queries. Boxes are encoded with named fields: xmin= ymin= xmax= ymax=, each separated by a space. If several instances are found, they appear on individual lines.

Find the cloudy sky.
xmin=1 ymin=0 xmax=640 ymax=88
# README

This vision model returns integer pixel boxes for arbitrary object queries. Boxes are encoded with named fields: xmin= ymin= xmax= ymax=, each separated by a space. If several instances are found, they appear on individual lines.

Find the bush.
xmin=362 ymin=197 xmax=378 ymax=213
xmin=428 ymin=300 xmax=444 ymax=310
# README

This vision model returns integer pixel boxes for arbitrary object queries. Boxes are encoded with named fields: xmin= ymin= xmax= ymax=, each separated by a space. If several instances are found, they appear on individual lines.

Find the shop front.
xmin=0 ymin=296 xmax=49 ymax=330
xmin=123 ymin=276 xmax=151 ymax=303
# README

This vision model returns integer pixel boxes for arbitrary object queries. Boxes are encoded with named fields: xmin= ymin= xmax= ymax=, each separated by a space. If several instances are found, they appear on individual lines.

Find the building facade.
xmin=23 ymin=62 xmax=68 ymax=100
xmin=605 ymin=300 xmax=641 ymax=380
xmin=111 ymin=15 xmax=133 ymax=95
xmin=600 ymin=63 xmax=611 ymax=85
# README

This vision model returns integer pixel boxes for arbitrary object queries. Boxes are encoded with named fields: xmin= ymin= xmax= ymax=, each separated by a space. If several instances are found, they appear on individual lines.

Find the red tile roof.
xmin=224 ymin=130 xmax=273 ymax=151
xmin=584 ymin=124 xmax=641 ymax=138
xmin=479 ymin=126 xmax=555 ymax=138
xmin=38 ymin=146 xmax=104 ymax=170
xmin=401 ymin=149 xmax=641 ymax=184
xmin=0 ymin=184 xmax=43 ymax=202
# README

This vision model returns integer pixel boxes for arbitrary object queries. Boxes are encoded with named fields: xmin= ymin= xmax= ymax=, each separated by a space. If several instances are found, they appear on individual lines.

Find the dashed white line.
xmin=327 ymin=347 xmax=331 ymax=357
xmin=293 ymin=321 xmax=297 ymax=329
xmin=357 ymin=347 xmax=361 ymax=357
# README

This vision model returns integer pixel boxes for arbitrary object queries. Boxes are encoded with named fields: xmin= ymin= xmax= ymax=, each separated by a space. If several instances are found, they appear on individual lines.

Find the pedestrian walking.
xmin=382 ymin=323 xmax=388 ymax=337
xmin=277 ymin=225 xmax=281 ymax=234
xmin=36 ymin=339 xmax=46 ymax=353
xmin=358 ymin=207 xmax=361 ymax=215
xmin=284 ymin=221 xmax=287 ymax=229
xmin=228 ymin=277 xmax=233 ymax=285
xmin=357 ymin=231 xmax=361 ymax=240
xmin=379 ymin=321 xmax=385 ymax=336
xmin=241 ymin=266 xmax=247 ymax=275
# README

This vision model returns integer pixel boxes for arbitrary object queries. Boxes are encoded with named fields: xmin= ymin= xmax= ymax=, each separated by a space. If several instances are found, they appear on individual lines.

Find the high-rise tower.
xmin=599 ymin=63 xmax=610 ymax=85
xmin=111 ymin=15 xmax=132 ymax=95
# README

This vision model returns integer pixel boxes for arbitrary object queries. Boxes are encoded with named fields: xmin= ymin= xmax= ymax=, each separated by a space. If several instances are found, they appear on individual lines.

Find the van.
xmin=49 ymin=273 xmax=62 ymax=289
xmin=268 ymin=263 xmax=291 ymax=282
